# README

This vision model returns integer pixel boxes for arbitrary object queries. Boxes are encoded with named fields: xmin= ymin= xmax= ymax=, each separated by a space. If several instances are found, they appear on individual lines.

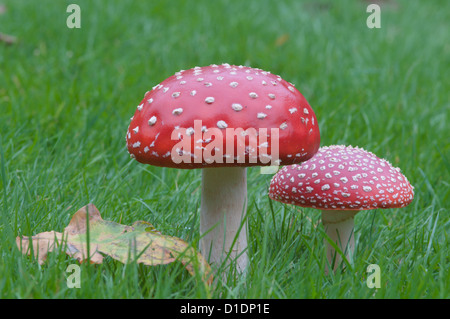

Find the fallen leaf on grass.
xmin=16 ymin=204 xmax=212 ymax=284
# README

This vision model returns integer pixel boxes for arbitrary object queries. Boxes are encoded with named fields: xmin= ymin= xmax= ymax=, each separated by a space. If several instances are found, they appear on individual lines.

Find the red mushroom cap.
xmin=269 ymin=145 xmax=414 ymax=210
xmin=126 ymin=63 xmax=320 ymax=168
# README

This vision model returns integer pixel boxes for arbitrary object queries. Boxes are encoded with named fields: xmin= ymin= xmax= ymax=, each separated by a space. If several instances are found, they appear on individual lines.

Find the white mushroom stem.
xmin=321 ymin=210 xmax=358 ymax=273
xmin=200 ymin=166 xmax=248 ymax=274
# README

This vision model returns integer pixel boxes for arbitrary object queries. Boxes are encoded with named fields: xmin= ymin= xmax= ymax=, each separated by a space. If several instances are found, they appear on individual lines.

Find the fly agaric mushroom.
xmin=126 ymin=63 xmax=320 ymax=273
xmin=269 ymin=145 xmax=414 ymax=272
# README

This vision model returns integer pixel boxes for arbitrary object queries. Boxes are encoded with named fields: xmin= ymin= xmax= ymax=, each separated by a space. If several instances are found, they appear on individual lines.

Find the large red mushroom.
xmin=126 ymin=63 xmax=320 ymax=273
xmin=269 ymin=145 xmax=414 ymax=272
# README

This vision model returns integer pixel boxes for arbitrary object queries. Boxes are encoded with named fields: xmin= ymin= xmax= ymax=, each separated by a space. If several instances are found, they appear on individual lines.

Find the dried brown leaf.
xmin=16 ymin=204 xmax=212 ymax=284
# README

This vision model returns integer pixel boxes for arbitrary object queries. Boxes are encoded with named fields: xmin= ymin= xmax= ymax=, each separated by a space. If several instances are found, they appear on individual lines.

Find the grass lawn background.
xmin=0 ymin=0 xmax=448 ymax=298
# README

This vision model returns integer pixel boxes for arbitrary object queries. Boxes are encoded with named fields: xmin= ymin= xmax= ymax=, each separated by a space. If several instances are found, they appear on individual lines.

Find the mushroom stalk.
xmin=200 ymin=166 xmax=248 ymax=274
xmin=321 ymin=210 xmax=357 ymax=273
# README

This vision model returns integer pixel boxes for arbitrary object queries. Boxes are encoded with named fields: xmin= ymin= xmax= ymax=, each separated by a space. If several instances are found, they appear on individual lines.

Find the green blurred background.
xmin=0 ymin=0 xmax=448 ymax=298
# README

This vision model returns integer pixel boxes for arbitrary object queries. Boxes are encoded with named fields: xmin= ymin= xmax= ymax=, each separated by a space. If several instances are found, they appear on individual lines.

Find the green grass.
xmin=0 ymin=0 xmax=448 ymax=298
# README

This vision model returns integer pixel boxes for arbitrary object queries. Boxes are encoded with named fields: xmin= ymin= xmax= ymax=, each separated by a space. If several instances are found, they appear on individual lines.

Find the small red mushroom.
xmin=269 ymin=145 xmax=414 ymax=272
xmin=126 ymin=63 xmax=320 ymax=273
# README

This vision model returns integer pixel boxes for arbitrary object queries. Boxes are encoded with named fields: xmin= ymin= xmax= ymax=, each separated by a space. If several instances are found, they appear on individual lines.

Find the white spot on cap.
xmin=186 ymin=127 xmax=194 ymax=136
xmin=249 ymin=92 xmax=258 ymax=99
xmin=205 ymin=97 xmax=215 ymax=104
xmin=137 ymin=104 xmax=143 ymax=111
xmin=265 ymin=105 xmax=272 ymax=109
xmin=172 ymin=92 xmax=180 ymax=98
xmin=289 ymin=107 xmax=297 ymax=114
xmin=280 ymin=122 xmax=288 ymax=130
xmin=230 ymin=82 xmax=239 ymax=88
xmin=190 ymin=90 xmax=197 ymax=96
xmin=217 ymin=120 xmax=228 ymax=129
xmin=257 ymin=112 xmax=267 ymax=119
xmin=268 ymin=94 xmax=276 ymax=99
xmin=133 ymin=126 xmax=139 ymax=134
xmin=172 ymin=108 xmax=183 ymax=115
xmin=132 ymin=142 xmax=141 ymax=148
xmin=147 ymin=98 xmax=153 ymax=104
xmin=148 ymin=116 xmax=157 ymax=126
xmin=322 ymin=184 xmax=330 ymax=191
xmin=232 ymin=103 xmax=243 ymax=111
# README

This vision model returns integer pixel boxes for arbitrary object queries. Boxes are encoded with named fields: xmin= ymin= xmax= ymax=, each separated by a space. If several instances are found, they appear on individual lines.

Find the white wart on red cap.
xmin=269 ymin=145 xmax=414 ymax=210
xmin=126 ymin=63 xmax=320 ymax=169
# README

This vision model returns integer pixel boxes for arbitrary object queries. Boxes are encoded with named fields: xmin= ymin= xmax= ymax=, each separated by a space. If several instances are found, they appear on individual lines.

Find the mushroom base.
xmin=200 ymin=167 xmax=248 ymax=275
xmin=321 ymin=210 xmax=358 ymax=273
